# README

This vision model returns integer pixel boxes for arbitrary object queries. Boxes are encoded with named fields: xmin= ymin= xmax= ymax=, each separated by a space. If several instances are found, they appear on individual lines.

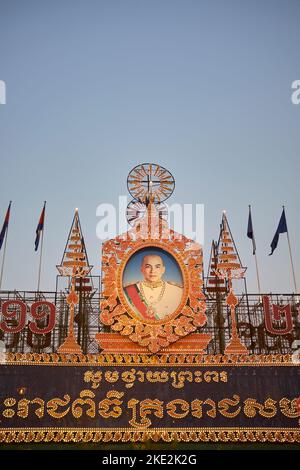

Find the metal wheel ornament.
xmin=127 ymin=163 xmax=175 ymax=204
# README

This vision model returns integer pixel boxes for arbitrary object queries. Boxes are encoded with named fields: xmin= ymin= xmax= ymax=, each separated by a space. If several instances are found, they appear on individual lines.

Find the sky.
xmin=0 ymin=0 xmax=299 ymax=294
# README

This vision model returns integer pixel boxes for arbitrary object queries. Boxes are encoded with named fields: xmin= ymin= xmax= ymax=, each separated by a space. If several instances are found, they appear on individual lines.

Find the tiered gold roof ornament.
xmin=215 ymin=211 xmax=248 ymax=355
xmin=96 ymin=163 xmax=211 ymax=354
xmin=205 ymin=240 xmax=229 ymax=354
xmin=205 ymin=240 xmax=228 ymax=298
xmin=57 ymin=209 xmax=93 ymax=354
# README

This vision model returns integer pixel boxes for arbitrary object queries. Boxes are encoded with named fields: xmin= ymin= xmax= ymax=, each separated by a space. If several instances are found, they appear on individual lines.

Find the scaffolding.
xmin=0 ymin=286 xmax=299 ymax=355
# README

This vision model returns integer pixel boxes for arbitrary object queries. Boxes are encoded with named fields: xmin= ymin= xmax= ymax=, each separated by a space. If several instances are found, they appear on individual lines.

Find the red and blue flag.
xmin=35 ymin=202 xmax=46 ymax=251
xmin=0 ymin=202 xmax=11 ymax=251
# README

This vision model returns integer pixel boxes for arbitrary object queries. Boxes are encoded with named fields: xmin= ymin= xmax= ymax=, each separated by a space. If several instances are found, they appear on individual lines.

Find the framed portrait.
xmin=100 ymin=235 xmax=206 ymax=352
xmin=120 ymin=245 xmax=187 ymax=323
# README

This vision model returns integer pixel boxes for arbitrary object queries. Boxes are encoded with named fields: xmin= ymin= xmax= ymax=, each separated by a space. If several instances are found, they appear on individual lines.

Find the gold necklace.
xmin=140 ymin=280 xmax=166 ymax=318
xmin=141 ymin=280 xmax=164 ymax=290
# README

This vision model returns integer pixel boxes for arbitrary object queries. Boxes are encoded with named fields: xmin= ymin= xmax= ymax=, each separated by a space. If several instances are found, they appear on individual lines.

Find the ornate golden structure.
xmin=96 ymin=163 xmax=211 ymax=354
xmin=2 ymin=164 xmax=299 ymax=446
xmin=96 ymin=203 xmax=209 ymax=353
xmin=216 ymin=212 xmax=249 ymax=355
xmin=57 ymin=209 xmax=92 ymax=354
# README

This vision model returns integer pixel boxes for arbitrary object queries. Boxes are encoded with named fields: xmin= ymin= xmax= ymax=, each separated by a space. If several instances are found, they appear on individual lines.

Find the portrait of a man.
xmin=123 ymin=249 xmax=183 ymax=321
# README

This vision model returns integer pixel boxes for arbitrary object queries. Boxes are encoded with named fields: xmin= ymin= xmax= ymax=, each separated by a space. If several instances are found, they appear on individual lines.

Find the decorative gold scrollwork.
xmin=99 ymin=233 xmax=207 ymax=353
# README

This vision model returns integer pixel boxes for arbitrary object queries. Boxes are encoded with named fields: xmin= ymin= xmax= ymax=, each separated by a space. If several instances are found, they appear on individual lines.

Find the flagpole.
xmin=0 ymin=224 xmax=9 ymax=291
xmin=37 ymin=201 xmax=46 ymax=292
xmin=0 ymin=201 xmax=12 ymax=291
xmin=248 ymin=205 xmax=262 ymax=300
xmin=284 ymin=206 xmax=298 ymax=295
xmin=254 ymin=251 xmax=262 ymax=298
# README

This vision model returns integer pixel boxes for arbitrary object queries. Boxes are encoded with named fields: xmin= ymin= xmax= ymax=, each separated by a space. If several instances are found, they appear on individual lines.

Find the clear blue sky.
xmin=0 ymin=0 xmax=299 ymax=293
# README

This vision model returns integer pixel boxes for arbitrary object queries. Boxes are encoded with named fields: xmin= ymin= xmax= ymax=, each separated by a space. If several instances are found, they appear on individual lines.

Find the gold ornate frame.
xmin=99 ymin=232 xmax=207 ymax=353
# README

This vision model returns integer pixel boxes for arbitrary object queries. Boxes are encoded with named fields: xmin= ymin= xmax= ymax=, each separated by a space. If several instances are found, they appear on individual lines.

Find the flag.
xmin=35 ymin=203 xmax=46 ymax=251
xmin=0 ymin=202 xmax=11 ymax=251
xmin=269 ymin=208 xmax=287 ymax=255
xmin=247 ymin=206 xmax=256 ymax=255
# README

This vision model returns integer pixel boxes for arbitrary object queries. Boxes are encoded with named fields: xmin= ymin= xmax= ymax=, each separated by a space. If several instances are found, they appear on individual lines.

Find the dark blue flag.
xmin=0 ymin=202 xmax=11 ymax=250
xmin=35 ymin=203 xmax=46 ymax=251
xmin=247 ymin=206 xmax=256 ymax=255
xmin=269 ymin=208 xmax=287 ymax=255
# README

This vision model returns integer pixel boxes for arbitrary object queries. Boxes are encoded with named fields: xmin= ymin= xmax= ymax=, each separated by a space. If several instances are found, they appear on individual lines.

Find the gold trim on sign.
xmin=0 ymin=427 xmax=299 ymax=443
xmin=2 ymin=353 xmax=298 ymax=367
